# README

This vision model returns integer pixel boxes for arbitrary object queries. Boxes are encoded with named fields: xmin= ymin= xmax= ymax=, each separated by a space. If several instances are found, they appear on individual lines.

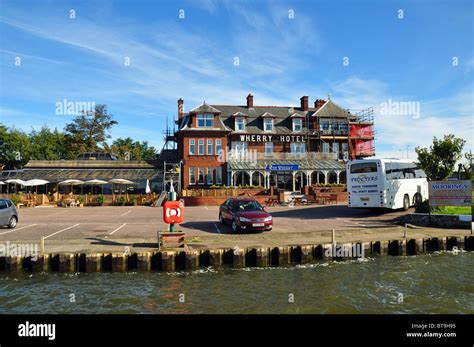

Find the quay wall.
xmin=0 ymin=236 xmax=473 ymax=273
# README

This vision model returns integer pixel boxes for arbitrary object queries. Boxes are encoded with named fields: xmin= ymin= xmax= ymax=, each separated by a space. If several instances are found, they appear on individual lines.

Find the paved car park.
xmin=0 ymin=204 xmax=469 ymax=253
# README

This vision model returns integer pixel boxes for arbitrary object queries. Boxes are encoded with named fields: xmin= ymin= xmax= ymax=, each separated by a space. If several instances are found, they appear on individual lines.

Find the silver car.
xmin=0 ymin=199 xmax=18 ymax=228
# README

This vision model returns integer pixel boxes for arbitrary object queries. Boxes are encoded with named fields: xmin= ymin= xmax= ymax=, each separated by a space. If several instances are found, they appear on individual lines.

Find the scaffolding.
xmin=349 ymin=107 xmax=375 ymax=159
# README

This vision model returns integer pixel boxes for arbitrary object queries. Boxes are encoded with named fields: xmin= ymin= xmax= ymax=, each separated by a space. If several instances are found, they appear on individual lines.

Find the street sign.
xmin=163 ymin=200 xmax=184 ymax=224
xmin=269 ymin=164 xmax=299 ymax=171
xmin=428 ymin=180 xmax=472 ymax=206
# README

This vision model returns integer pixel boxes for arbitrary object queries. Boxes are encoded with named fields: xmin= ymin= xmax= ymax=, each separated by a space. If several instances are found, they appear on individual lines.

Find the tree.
xmin=110 ymin=137 xmax=157 ymax=160
xmin=415 ymin=134 xmax=466 ymax=180
xmin=30 ymin=126 xmax=71 ymax=160
xmin=64 ymin=104 xmax=118 ymax=156
xmin=0 ymin=124 xmax=32 ymax=169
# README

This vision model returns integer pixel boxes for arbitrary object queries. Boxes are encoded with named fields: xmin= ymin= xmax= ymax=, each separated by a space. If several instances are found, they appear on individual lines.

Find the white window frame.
xmin=293 ymin=118 xmax=302 ymax=132
xmin=265 ymin=142 xmax=273 ymax=157
xmin=189 ymin=139 xmax=195 ymax=155
xmin=207 ymin=139 xmax=213 ymax=155
xmin=215 ymin=139 xmax=222 ymax=155
xmin=198 ymin=139 xmax=204 ymax=155
xmin=215 ymin=167 xmax=222 ymax=184
xmin=198 ymin=167 xmax=205 ymax=184
xmin=196 ymin=114 xmax=214 ymax=128
xmin=206 ymin=168 xmax=213 ymax=184
xmin=189 ymin=167 xmax=196 ymax=184
xmin=264 ymin=118 xmax=273 ymax=132
xmin=235 ymin=117 xmax=245 ymax=132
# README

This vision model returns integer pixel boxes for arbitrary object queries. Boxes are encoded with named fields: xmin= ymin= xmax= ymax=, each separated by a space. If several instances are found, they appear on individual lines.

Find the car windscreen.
xmin=350 ymin=162 xmax=378 ymax=174
xmin=232 ymin=201 xmax=263 ymax=212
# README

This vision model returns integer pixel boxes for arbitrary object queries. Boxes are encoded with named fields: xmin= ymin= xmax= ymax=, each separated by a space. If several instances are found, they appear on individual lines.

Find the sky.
xmin=0 ymin=0 xmax=472 ymax=159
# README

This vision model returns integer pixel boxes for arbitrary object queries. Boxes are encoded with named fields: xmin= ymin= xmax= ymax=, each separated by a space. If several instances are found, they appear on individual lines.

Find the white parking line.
xmin=108 ymin=223 xmax=127 ymax=235
xmin=44 ymin=224 xmax=80 ymax=240
xmin=120 ymin=210 xmax=132 ymax=217
xmin=0 ymin=224 xmax=38 ymax=235
xmin=213 ymin=223 xmax=221 ymax=234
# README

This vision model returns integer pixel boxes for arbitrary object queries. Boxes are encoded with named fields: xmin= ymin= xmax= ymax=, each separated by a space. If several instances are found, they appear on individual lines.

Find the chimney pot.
xmin=246 ymin=94 xmax=254 ymax=108
xmin=178 ymin=98 xmax=184 ymax=120
xmin=315 ymin=99 xmax=326 ymax=108
xmin=300 ymin=96 xmax=308 ymax=111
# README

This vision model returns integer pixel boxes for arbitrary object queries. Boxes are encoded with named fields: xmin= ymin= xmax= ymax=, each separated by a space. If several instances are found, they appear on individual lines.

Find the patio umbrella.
xmin=23 ymin=179 xmax=49 ymax=194
xmin=145 ymin=179 xmax=151 ymax=194
xmin=109 ymin=179 xmax=135 ymax=200
xmin=0 ymin=181 xmax=4 ymax=194
xmin=84 ymin=179 xmax=108 ymax=195
xmin=6 ymin=179 xmax=26 ymax=194
xmin=58 ymin=179 xmax=84 ymax=194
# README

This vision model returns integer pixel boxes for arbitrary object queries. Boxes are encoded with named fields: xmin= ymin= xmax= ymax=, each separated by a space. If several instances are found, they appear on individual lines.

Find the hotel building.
xmin=174 ymin=94 xmax=374 ymax=191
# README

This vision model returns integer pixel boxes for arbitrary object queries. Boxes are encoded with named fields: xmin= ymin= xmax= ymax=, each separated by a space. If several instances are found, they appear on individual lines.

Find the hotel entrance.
xmin=274 ymin=172 xmax=293 ymax=191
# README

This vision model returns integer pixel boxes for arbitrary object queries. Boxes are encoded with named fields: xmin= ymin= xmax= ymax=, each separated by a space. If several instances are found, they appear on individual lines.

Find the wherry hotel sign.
xmin=428 ymin=180 xmax=472 ymax=206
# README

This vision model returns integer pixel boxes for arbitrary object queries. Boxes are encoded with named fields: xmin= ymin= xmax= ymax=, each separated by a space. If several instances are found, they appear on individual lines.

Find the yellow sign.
xmin=428 ymin=180 xmax=472 ymax=206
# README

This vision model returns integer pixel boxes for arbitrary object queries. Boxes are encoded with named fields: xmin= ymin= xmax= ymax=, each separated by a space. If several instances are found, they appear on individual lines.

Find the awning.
xmin=228 ymin=159 xmax=346 ymax=171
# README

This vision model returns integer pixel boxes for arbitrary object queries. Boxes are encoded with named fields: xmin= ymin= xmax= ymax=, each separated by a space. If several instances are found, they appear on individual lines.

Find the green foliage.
xmin=109 ymin=137 xmax=157 ymax=160
xmin=0 ymin=125 xmax=32 ymax=169
xmin=64 ymin=104 xmax=118 ymax=156
xmin=30 ymin=126 xmax=70 ymax=160
xmin=415 ymin=134 xmax=466 ymax=180
xmin=96 ymin=195 xmax=105 ymax=204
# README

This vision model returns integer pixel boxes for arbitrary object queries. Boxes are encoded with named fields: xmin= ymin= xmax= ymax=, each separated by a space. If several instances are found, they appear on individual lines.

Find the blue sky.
xmin=0 ymin=0 xmax=472 ymax=158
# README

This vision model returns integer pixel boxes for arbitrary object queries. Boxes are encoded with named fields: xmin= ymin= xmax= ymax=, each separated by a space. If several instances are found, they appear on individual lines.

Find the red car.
xmin=219 ymin=198 xmax=272 ymax=232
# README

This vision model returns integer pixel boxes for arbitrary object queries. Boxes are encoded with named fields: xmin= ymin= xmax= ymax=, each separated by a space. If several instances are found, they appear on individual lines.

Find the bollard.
xmin=41 ymin=237 xmax=45 ymax=254
xmin=270 ymin=247 xmax=280 ymax=266
xmin=399 ymin=239 xmax=407 ymax=256
xmin=6 ymin=256 xmax=22 ymax=273
xmin=101 ymin=254 xmax=113 ymax=272
xmin=331 ymin=229 xmax=336 ymax=244
xmin=388 ymin=240 xmax=400 ymax=256
xmin=127 ymin=253 xmax=138 ymax=271
xmin=313 ymin=244 xmax=324 ymax=259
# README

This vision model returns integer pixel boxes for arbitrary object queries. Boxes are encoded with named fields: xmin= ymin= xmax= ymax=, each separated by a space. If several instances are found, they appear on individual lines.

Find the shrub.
xmin=96 ymin=195 xmax=105 ymax=204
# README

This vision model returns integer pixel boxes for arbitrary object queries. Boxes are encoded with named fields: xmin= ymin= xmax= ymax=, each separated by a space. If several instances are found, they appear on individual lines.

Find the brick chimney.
xmin=177 ymin=98 xmax=184 ymax=121
xmin=246 ymin=94 xmax=254 ymax=108
xmin=314 ymin=99 xmax=326 ymax=108
xmin=300 ymin=96 xmax=308 ymax=111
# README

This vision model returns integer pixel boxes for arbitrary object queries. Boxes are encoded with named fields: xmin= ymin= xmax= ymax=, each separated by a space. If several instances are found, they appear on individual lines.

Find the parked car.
xmin=0 ymin=199 xmax=18 ymax=229
xmin=219 ymin=198 xmax=272 ymax=232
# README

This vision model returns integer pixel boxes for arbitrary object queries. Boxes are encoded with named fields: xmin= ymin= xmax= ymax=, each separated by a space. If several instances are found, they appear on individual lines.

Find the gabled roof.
xmin=232 ymin=111 xmax=248 ymax=117
xmin=312 ymin=99 xmax=352 ymax=118
xmin=189 ymin=102 xmax=221 ymax=113
xmin=260 ymin=112 xmax=277 ymax=118
xmin=289 ymin=113 xmax=305 ymax=118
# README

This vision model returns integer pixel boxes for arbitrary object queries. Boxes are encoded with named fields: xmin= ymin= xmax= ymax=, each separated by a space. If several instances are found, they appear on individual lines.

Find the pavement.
xmin=0 ymin=204 xmax=471 ymax=253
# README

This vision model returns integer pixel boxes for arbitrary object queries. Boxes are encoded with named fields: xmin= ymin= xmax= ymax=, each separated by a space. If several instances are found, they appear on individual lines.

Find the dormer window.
xmin=196 ymin=113 xmax=214 ymax=127
xmin=264 ymin=118 xmax=273 ymax=132
xmin=293 ymin=119 xmax=302 ymax=132
xmin=235 ymin=117 xmax=245 ymax=132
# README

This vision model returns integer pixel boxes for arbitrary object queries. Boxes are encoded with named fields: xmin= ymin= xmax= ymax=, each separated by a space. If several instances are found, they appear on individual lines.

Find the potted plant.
xmin=77 ymin=197 xmax=85 ymax=207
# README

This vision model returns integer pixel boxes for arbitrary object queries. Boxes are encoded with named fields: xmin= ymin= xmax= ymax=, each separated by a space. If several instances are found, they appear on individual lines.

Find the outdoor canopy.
xmin=23 ymin=179 xmax=50 ymax=186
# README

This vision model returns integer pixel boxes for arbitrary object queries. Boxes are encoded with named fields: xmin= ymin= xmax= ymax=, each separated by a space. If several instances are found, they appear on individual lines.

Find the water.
xmin=0 ymin=252 xmax=472 ymax=314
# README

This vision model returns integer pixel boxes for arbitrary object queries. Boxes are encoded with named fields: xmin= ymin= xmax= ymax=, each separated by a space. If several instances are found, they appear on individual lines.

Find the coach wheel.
xmin=403 ymin=195 xmax=410 ymax=211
